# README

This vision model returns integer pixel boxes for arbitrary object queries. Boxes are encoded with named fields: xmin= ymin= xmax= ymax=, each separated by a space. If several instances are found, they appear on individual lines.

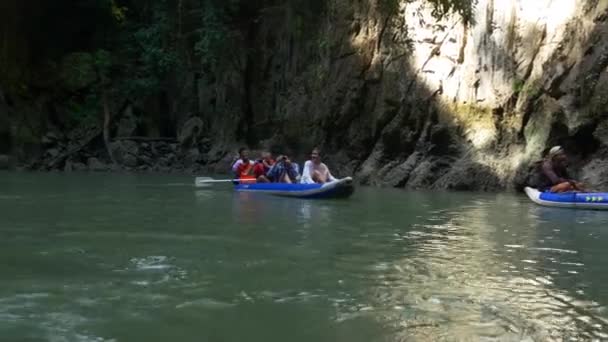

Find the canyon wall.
xmin=3 ymin=0 xmax=608 ymax=191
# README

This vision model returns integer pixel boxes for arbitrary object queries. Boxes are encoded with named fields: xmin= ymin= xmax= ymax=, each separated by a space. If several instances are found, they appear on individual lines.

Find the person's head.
xmin=277 ymin=154 xmax=291 ymax=164
xmin=311 ymin=147 xmax=321 ymax=164
xmin=261 ymin=151 xmax=272 ymax=161
xmin=548 ymin=146 xmax=567 ymax=165
xmin=239 ymin=147 xmax=249 ymax=161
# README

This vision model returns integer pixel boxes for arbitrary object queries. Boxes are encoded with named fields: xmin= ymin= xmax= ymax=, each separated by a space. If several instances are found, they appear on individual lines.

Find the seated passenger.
xmin=253 ymin=151 xmax=275 ymax=183
xmin=301 ymin=148 xmax=336 ymax=184
xmin=266 ymin=155 xmax=300 ymax=183
xmin=531 ymin=146 xmax=584 ymax=193
xmin=231 ymin=147 xmax=255 ymax=182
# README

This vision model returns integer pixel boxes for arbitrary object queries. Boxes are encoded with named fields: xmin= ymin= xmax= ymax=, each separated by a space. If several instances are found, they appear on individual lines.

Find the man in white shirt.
xmin=301 ymin=148 xmax=336 ymax=184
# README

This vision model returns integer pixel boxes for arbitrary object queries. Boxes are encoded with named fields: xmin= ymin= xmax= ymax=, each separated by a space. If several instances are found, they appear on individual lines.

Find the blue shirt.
xmin=267 ymin=161 xmax=300 ymax=182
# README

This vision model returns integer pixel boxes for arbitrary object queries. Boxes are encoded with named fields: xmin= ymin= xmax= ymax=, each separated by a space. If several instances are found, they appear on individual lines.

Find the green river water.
xmin=1 ymin=172 xmax=608 ymax=341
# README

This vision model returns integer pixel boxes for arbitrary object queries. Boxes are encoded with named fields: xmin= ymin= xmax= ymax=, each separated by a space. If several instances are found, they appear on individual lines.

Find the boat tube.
xmin=524 ymin=187 xmax=608 ymax=210
xmin=235 ymin=177 xmax=354 ymax=199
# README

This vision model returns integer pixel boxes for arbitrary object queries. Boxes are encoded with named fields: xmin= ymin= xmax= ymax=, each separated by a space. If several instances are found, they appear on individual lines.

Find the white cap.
xmin=549 ymin=146 xmax=564 ymax=157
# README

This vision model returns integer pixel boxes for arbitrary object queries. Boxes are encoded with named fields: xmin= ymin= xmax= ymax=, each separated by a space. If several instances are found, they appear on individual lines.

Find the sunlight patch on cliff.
xmin=519 ymin=0 xmax=576 ymax=31
xmin=400 ymin=0 xmax=581 ymax=184
xmin=343 ymin=0 xmax=585 ymax=187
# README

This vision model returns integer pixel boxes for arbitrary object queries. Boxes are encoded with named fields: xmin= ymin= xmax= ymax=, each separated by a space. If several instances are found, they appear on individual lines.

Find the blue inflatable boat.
xmin=235 ymin=177 xmax=354 ymax=199
xmin=524 ymin=187 xmax=608 ymax=210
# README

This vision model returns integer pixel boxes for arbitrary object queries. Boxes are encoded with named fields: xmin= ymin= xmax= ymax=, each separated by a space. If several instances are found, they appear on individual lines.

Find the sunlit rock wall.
xmin=387 ymin=0 xmax=608 ymax=190
xmin=244 ymin=0 xmax=608 ymax=190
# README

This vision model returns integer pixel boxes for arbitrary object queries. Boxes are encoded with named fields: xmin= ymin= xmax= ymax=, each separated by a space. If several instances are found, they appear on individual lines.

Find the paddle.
xmin=194 ymin=177 xmax=256 ymax=187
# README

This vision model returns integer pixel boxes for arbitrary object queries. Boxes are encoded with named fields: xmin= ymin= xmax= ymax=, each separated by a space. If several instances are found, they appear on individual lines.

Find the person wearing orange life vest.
xmin=231 ymin=147 xmax=255 ymax=180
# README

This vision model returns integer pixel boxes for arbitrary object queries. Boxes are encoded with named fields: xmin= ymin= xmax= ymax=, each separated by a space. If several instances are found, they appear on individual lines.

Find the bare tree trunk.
xmin=102 ymin=88 xmax=118 ymax=165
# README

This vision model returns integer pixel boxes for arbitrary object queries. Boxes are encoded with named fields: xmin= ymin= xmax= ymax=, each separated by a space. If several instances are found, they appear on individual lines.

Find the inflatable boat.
xmin=524 ymin=187 xmax=608 ymax=210
xmin=234 ymin=177 xmax=354 ymax=199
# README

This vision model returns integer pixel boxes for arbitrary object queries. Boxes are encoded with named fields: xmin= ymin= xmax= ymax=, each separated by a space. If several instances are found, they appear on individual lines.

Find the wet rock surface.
xmin=5 ymin=1 xmax=608 ymax=190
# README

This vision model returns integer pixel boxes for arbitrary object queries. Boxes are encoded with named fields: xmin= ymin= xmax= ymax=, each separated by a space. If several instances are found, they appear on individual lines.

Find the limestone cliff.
xmin=3 ymin=0 xmax=608 ymax=191
xmin=200 ymin=0 xmax=608 ymax=190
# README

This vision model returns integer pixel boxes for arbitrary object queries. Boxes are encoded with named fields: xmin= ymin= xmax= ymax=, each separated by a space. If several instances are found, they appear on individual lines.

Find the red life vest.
xmin=239 ymin=175 xmax=256 ymax=184
xmin=236 ymin=161 xmax=256 ymax=184
xmin=236 ymin=161 xmax=253 ymax=177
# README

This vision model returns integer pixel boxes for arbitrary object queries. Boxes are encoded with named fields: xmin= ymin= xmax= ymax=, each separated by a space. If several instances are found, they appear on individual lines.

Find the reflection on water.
xmin=360 ymin=195 xmax=608 ymax=341
xmin=1 ymin=173 xmax=608 ymax=341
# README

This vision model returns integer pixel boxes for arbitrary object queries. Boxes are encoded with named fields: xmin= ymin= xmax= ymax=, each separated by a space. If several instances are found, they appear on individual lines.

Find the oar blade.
xmin=194 ymin=177 xmax=236 ymax=187
xmin=195 ymin=177 xmax=214 ymax=187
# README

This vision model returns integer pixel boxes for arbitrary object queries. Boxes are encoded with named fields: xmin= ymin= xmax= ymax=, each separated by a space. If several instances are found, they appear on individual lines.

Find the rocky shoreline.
xmin=6 ymin=128 xmax=232 ymax=176
xmin=2 ymin=122 xmax=607 ymax=194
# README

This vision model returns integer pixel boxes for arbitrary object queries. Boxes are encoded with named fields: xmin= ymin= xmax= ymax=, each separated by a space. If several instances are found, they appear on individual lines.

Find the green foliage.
xmin=425 ymin=0 xmax=478 ymax=25
xmin=3 ymin=0 xmax=483 ymax=136
xmin=525 ymin=82 xmax=543 ymax=99
xmin=110 ymin=0 xmax=128 ymax=22
xmin=512 ymin=78 xmax=525 ymax=95
xmin=194 ymin=0 xmax=229 ymax=72
xmin=93 ymin=50 xmax=113 ymax=81
xmin=378 ymin=0 xmax=477 ymax=24
xmin=66 ymin=93 xmax=101 ymax=125
xmin=123 ymin=2 xmax=178 ymax=96
xmin=60 ymin=53 xmax=95 ymax=91
xmin=513 ymin=78 xmax=543 ymax=99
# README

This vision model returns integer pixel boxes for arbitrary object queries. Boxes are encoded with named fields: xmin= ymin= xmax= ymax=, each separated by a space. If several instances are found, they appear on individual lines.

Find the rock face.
xmin=5 ymin=1 xmax=608 ymax=190
xmin=178 ymin=117 xmax=204 ymax=150
xmin=87 ymin=157 xmax=107 ymax=172
xmin=110 ymin=140 xmax=139 ymax=167
xmin=116 ymin=106 xmax=139 ymax=137
xmin=194 ymin=0 xmax=608 ymax=190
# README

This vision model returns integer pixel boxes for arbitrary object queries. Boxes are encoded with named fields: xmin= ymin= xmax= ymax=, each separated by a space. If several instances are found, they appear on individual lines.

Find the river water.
xmin=1 ymin=172 xmax=608 ymax=341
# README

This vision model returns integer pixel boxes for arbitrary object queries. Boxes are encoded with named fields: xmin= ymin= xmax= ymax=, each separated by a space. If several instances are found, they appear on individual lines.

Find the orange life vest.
xmin=239 ymin=175 xmax=256 ymax=184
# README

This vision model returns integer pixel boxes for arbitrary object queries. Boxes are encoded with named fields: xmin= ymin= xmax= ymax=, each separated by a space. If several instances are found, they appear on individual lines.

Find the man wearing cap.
xmin=533 ymin=146 xmax=584 ymax=192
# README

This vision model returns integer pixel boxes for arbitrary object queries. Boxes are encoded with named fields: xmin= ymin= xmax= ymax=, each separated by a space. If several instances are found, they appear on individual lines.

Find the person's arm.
xmin=325 ymin=163 xmax=337 ymax=182
xmin=266 ymin=162 xmax=278 ymax=179
xmin=263 ymin=160 xmax=271 ymax=169
xmin=231 ymin=160 xmax=241 ymax=174
xmin=562 ymin=169 xmax=576 ymax=184
xmin=542 ymin=161 xmax=566 ymax=184
xmin=287 ymin=162 xmax=300 ymax=181
xmin=300 ymin=161 xmax=314 ymax=184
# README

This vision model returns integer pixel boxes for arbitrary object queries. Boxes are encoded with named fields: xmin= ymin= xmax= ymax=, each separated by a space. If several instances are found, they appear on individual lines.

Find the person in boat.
xmin=231 ymin=147 xmax=255 ymax=180
xmin=266 ymin=155 xmax=300 ymax=183
xmin=532 ymin=146 xmax=584 ymax=193
xmin=253 ymin=151 xmax=275 ymax=182
xmin=301 ymin=147 xmax=336 ymax=184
